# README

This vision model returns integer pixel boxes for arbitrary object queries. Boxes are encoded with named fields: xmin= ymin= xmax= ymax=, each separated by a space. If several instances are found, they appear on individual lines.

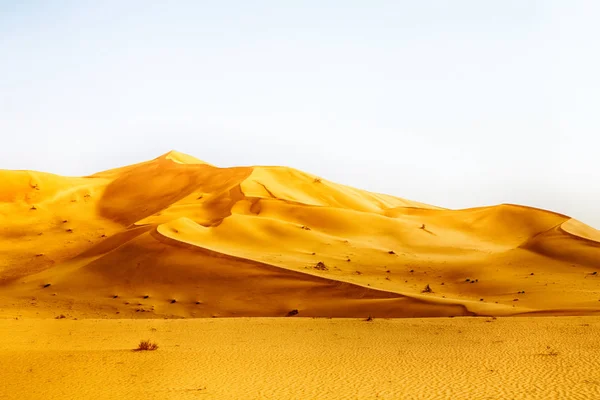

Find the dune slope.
xmin=0 ymin=151 xmax=599 ymax=318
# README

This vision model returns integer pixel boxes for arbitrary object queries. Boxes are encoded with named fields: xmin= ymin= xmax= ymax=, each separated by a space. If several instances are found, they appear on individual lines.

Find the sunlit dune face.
xmin=0 ymin=151 xmax=599 ymax=319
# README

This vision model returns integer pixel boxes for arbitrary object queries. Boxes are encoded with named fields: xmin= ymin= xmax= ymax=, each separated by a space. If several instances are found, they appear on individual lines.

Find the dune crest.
xmin=161 ymin=150 xmax=213 ymax=166
xmin=0 ymin=151 xmax=599 ymax=318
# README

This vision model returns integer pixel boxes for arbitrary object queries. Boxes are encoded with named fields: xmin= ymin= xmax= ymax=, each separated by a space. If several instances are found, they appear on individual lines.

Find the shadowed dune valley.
xmin=1 ymin=151 xmax=599 ymax=399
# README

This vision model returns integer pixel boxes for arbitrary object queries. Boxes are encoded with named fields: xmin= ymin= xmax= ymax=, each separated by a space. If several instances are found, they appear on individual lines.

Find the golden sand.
xmin=1 ymin=317 xmax=599 ymax=399
xmin=1 ymin=151 xmax=600 ymax=399
xmin=1 ymin=150 xmax=598 ymax=318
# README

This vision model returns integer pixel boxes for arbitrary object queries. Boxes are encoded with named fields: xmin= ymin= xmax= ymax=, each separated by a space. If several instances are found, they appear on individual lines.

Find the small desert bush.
xmin=136 ymin=340 xmax=158 ymax=351
xmin=540 ymin=346 xmax=559 ymax=357
xmin=314 ymin=261 xmax=328 ymax=271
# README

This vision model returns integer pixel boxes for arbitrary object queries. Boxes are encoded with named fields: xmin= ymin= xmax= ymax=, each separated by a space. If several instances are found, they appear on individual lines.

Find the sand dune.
xmin=1 ymin=150 xmax=599 ymax=318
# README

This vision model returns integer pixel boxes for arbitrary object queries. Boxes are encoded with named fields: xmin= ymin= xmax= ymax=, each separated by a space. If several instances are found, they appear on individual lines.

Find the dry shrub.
xmin=136 ymin=340 xmax=158 ymax=351
xmin=314 ymin=261 xmax=328 ymax=271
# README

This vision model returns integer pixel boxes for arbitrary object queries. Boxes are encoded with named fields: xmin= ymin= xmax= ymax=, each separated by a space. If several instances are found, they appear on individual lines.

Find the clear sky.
xmin=1 ymin=1 xmax=599 ymax=228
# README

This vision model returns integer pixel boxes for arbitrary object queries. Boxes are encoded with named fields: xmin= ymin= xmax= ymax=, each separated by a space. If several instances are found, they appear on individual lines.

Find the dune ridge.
xmin=0 ymin=151 xmax=599 ymax=319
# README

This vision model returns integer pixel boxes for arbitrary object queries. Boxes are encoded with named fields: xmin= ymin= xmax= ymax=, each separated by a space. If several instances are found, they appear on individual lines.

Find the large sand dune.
xmin=1 ymin=150 xmax=599 ymax=318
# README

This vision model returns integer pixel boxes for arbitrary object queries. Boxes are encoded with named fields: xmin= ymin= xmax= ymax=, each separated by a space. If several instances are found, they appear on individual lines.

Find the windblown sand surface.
xmin=1 ymin=317 xmax=599 ymax=400
xmin=1 ymin=150 xmax=599 ymax=317
xmin=2 ymin=151 xmax=600 ymax=399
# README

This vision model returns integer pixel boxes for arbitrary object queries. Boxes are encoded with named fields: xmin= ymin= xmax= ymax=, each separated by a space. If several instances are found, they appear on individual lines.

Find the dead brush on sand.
xmin=314 ymin=261 xmax=328 ymax=271
xmin=538 ymin=346 xmax=559 ymax=357
xmin=136 ymin=340 xmax=159 ymax=351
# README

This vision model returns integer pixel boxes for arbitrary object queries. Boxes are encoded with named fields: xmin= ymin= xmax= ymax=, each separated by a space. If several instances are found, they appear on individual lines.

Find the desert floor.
xmin=1 ymin=316 xmax=599 ymax=400
xmin=1 ymin=152 xmax=599 ymax=399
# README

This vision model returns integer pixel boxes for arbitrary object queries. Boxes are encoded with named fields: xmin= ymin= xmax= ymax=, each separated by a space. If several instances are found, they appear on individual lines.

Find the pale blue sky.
xmin=1 ymin=1 xmax=599 ymax=227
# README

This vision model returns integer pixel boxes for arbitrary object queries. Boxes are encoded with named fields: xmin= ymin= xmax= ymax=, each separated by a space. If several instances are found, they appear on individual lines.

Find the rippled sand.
xmin=1 ymin=316 xmax=599 ymax=399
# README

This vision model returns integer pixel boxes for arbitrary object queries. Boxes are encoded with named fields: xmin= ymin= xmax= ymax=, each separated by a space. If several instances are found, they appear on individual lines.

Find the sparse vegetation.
xmin=55 ymin=314 xmax=66 ymax=319
xmin=136 ymin=340 xmax=159 ymax=351
xmin=170 ymin=299 xmax=177 ymax=304
xmin=286 ymin=309 xmax=299 ymax=317
xmin=300 ymin=225 xmax=311 ymax=231
xmin=422 ymin=284 xmax=433 ymax=293
xmin=388 ymin=250 xmax=395 ymax=255
xmin=539 ymin=346 xmax=559 ymax=357
xmin=313 ymin=177 xmax=322 ymax=183
xmin=365 ymin=315 xmax=373 ymax=322
xmin=314 ymin=261 xmax=328 ymax=271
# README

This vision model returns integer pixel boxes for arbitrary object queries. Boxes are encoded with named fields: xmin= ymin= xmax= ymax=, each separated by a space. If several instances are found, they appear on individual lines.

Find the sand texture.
xmin=1 ymin=150 xmax=599 ymax=319
xmin=1 ymin=317 xmax=599 ymax=399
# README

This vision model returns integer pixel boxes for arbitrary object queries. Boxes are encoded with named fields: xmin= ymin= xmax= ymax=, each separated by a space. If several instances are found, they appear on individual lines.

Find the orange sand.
xmin=1 ymin=150 xmax=599 ymax=318
xmin=1 ymin=317 xmax=599 ymax=399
